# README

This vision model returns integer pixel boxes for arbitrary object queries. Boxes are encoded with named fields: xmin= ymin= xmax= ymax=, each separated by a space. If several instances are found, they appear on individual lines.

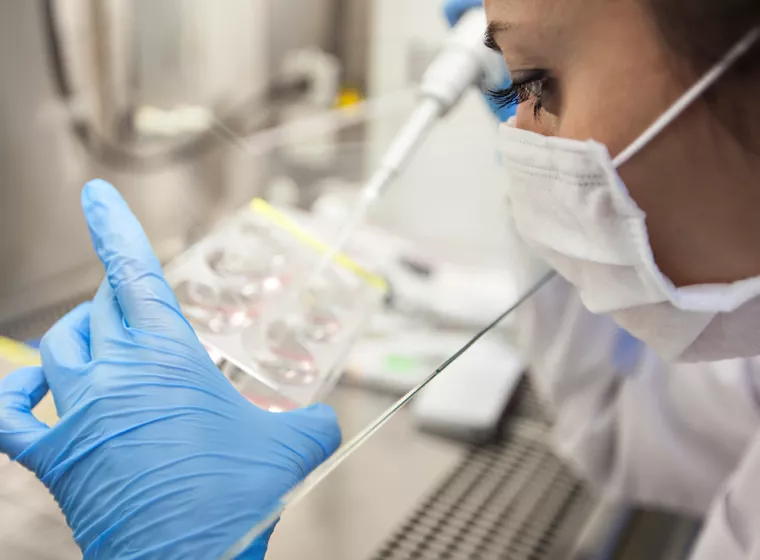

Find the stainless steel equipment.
xmin=0 ymin=0 xmax=368 ymax=328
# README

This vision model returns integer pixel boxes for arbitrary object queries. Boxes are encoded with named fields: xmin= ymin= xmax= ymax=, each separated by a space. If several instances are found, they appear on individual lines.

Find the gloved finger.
xmin=443 ymin=0 xmax=482 ymax=27
xmin=40 ymin=302 xmax=92 ymax=368
xmin=279 ymin=403 xmax=342 ymax=474
xmin=39 ymin=302 xmax=92 ymax=415
xmin=90 ymin=277 xmax=127 ymax=356
xmin=0 ymin=367 xmax=51 ymax=461
xmin=81 ymin=179 xmax=193 ymax=339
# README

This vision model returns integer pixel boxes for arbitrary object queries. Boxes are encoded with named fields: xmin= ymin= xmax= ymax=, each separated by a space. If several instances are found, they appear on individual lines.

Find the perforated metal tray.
xmin=371 ymin=381 xmax=598 ymax=560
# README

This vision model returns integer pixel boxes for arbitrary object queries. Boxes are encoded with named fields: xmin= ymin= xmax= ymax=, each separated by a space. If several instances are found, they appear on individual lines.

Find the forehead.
xmin=484 ymin=0 xmax=590 ymax=25
xmin=483 ymin=0 xmax=657 ymax=70
xmin=484 ymin=0 xmax=636 ymax=43
xmin=483 ymin=0 xmax=594 ymax=55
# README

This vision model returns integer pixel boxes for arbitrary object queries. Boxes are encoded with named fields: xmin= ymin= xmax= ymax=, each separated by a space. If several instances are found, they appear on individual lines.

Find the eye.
xmin=487 ymin=70 xmax=558 ymax=118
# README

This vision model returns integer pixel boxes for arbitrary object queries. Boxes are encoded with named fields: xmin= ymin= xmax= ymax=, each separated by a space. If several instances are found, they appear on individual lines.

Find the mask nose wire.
xmin=612 ymin=27 xmax=760 ymax=169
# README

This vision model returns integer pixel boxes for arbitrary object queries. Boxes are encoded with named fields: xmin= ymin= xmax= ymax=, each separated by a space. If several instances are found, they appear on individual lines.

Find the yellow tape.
xmin=334 ymin=87 xmax=364 ymax=110
xmin=249 ymin=198 xmax=388 ymax=293
xmin=0 ymin=336 xmax=41 ymax=366
xmin=0 ymin=337 xmax=58 ymax=425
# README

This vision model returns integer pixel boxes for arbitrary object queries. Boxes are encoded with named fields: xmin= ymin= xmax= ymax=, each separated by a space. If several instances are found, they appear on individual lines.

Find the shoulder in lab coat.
xmin=517 ymin=276 xmax=760 ymax=559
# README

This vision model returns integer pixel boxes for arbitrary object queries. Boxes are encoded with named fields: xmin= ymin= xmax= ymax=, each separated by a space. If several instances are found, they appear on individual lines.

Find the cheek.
xmin=550 ymin=45 xmax=679 ymax=153
xmin=552 ymin=72 xmax=645 ymax=153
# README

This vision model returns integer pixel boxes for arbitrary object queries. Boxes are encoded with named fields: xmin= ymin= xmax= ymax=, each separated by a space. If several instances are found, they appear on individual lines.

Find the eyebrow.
xmin=484 ymin=22 xmax=512 ymax=53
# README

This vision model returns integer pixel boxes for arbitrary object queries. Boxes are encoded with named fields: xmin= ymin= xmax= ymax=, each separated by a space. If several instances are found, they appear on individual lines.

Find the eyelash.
xmin=487 ymin=71 xmax=549 ymax=118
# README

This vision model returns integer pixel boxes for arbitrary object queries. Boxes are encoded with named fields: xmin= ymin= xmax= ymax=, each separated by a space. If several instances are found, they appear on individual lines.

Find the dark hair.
xmin=648 ymin=0 xmax=759 ymax=147
xmin=648 ymin=0 xmax=759 ymax=77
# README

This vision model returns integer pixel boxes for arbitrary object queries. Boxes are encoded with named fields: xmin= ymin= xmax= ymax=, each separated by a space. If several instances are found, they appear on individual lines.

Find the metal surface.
xmin=0 ymin=0 xmax=248 ymax=325
xmin=371 ymin=435 xmax=593 ymax=559
xmin=268 ymin=386 xmax=465 ymax=560
xmin=0 ymin=457 xmax=80 ymax=560
xmin=368 ymin=381 xmax=600 ymax=560
xmin=0 ymin=357 xmax=80 ymax=559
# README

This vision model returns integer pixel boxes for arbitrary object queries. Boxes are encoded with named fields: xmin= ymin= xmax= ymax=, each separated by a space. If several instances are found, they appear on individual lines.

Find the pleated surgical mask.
xmin=498 ymin=28 xmax=760 ymax=362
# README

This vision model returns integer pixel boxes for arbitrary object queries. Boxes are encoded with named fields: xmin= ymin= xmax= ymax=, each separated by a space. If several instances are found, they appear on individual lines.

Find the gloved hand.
xmin=443 ymin=0 xmax=516 ymax=122
xmin=0 ymin=179 xmax=341 ymax=559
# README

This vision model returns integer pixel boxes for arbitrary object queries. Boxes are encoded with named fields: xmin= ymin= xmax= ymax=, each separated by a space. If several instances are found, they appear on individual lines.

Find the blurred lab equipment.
xmin=309 ymin=190 xmax=534 ymax=329
xmin=0 ymin=0 xmax=368 ymax=330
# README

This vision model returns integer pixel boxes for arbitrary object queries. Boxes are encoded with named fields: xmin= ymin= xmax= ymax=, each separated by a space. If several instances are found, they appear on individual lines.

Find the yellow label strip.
xmin=0 ymin=336 xmax=41 ymax=366
xmin=249 ymin=198 xmax=388 ymax=293
xmin=0 ymin=337 xmax=58 ymax=425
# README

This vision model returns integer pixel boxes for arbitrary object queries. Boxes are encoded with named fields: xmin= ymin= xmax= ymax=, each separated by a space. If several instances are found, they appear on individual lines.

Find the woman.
xmin=451 ymin=0 xmax=760 ymax=556
xmin=0 ymin=1 xmax=757 ymax=558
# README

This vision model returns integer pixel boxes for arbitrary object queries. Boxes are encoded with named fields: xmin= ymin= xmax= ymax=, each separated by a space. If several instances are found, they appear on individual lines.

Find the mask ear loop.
xmin=613 ymin=27 xmax=760 ymax=168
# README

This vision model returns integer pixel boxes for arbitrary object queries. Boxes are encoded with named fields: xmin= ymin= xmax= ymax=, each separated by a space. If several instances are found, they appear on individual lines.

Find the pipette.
xmin=272 ymin=8 xmax=507 ymax=345
xmin=304 ymin=8 xmax=508 ymax=283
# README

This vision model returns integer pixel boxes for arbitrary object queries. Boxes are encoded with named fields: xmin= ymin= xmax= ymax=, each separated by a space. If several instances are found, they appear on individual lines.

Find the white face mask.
xmin=499 ymin=28 xmax=760 ymax=362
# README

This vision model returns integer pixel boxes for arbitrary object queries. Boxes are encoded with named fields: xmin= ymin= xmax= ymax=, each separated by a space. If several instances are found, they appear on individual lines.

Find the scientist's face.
xmin=485 ymin=0 xmax=760 ymax=288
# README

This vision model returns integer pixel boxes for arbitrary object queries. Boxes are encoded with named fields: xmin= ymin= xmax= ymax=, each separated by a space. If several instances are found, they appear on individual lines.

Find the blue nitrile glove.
xmin=0 ymin=179 xmax=341 ymax=559
xmin=443 ymin=0 xmax=516 ymax=122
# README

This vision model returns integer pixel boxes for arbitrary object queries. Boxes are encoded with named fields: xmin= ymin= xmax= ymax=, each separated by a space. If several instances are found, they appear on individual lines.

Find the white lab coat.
xmin=517 ymin=275 xmax=760 ymax=559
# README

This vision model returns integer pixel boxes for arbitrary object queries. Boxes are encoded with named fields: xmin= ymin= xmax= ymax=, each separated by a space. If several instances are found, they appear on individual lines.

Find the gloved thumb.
xmin=279 ymin=403 xmax=342 ymax=475
xmin=0 ymin=367 xmax=51 ymax=461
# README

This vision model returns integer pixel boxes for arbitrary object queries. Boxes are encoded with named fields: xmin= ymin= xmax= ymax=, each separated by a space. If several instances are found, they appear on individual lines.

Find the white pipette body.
xmin=362 ymin=8 xmax=507 ymax=202
xmin=306 ymin=8 xmax=507 ymax=282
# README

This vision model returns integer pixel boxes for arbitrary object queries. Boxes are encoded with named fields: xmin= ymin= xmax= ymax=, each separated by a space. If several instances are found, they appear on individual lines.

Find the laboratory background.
xmin=0 ymin=1 xmax=701 ymax=559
